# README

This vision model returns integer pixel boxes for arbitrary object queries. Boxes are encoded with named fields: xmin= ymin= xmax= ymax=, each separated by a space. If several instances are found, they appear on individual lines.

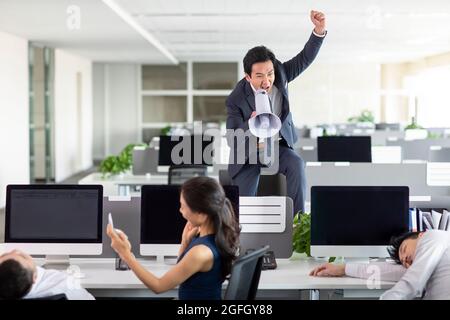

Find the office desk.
xmin=45 ymin=258 xmax=395 ymax=299
xmin=79 ymin=173 xmax=218 ymax=196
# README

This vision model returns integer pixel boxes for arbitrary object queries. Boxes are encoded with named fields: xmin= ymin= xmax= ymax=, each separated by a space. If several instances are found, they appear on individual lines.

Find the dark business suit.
xmin=226 ymin=32 xmax=325 ymax=214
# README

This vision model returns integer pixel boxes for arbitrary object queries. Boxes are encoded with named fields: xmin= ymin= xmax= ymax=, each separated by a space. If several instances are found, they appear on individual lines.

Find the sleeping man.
xmin=310 ymin=230 xmax=450 ymax=299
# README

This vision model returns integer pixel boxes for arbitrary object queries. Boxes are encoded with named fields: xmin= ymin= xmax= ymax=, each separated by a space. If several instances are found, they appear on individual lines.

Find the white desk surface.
xmin=78 ymin=173 xmax=169 ymax=186
xmin=41 ymin=258 xmax=396 ymax=291
xmin=79 ymin=173 xmax=219 ymax=187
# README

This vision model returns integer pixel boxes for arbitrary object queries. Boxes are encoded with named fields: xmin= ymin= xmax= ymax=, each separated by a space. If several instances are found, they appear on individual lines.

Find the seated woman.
xmin=107 ymin=176 xmax=240 ymax=300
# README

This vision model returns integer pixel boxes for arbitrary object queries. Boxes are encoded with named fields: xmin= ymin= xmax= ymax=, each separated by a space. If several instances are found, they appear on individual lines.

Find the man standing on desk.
xmin=226 ymin=10 xmax=326 ymax=214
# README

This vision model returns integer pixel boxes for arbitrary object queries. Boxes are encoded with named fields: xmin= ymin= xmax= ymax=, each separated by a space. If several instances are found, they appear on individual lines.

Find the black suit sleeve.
xmin=226 ymin=99 xmax=249 ymax=132
xmin=225 ymin=98 xmax=257 ymax=165
xmin=282 ymin=32 xmax=325 ymax=83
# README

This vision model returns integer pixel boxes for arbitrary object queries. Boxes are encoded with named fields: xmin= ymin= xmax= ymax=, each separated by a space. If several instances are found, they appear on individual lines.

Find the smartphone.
xmin=108 ymin=213 xmax=130 ymax=271
xmin=108 ymin=213 xmax=117 ymax=235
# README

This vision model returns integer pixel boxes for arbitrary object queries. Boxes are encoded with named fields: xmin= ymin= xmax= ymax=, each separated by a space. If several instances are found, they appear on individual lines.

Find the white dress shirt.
xmin=345 ymin=230 xmax=450 ymax=300
xmin=24 ymin=266 xmax=94 ymax=300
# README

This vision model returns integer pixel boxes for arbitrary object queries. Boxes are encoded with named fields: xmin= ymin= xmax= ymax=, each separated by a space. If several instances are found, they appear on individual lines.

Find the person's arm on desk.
xmin=107 ymin=224 xmax=211 ymax=294
xmin=310 ymin=262 xmax=406 ymax=282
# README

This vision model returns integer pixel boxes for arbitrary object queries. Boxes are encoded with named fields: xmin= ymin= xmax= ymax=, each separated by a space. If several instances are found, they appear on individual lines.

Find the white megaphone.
xmin=248 ymin=89 xmax=282 ymax=138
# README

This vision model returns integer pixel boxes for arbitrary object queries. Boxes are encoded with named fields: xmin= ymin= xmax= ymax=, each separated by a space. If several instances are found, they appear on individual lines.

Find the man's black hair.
xmin=387 ymin=231 xmax=421 ymax=264
xmin=243 ymin=46 xmax=276 ymax=76
xmin=0 ymin=259 xmax=34 ymax=299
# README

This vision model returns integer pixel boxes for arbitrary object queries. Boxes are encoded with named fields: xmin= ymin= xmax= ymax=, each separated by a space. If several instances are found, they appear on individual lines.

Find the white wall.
xmin=92 ymin=63 xmax=139 ymax=158
xmin=0 ymin=31 xmax=29 ymax=207
xmin=54 ymin=49 xmax=93 ymax=182
xmin=92 ymin=63 xmax=106 ymax=161
xmin=289 ymin=62 xmax=381 ymax=127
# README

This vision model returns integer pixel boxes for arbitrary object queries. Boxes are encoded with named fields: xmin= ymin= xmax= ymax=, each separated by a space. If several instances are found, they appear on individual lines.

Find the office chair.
xmin=219 ymin=170 xmax=287 ymax=196
xmin=257 ymin=173 xmax=287 ymax=196
xmin=24 ymin=293 xmax=68 ymax=300
xmin=219 ymin=169 xmax=233 ymax=186
xmin=168 ymin=164 xmax=208 ymax=185
xmin=224 ymin=246 xmax=269 ymax=300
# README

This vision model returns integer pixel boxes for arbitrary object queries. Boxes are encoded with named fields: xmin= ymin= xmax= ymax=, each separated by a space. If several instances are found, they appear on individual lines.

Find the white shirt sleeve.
xmin=380 ymin=232 xmax=448 ymax=300
xmin=312 ymin=30 xmax=327 ymax=38
xmin=345 ymin=262 xmax=406 ymax=282
xmin=25 ymin=267 xmax=94 ymax=300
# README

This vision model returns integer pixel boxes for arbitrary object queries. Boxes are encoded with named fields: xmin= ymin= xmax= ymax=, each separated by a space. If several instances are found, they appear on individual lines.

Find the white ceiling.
xmin=1 ymin=0 xmax=450 ymax=64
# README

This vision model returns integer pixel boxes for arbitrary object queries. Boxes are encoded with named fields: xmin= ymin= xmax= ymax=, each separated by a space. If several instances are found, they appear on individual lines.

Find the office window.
xmin=140 ymin=61 xmax=238 ymax=143
xmin=142 ymin=63 xmax=187 ymax=90
xmin=193 ymin=96 xmax=228 ymax=122
xmin=142 ymin=96 xmax=187 ymax=122
xmin=193 ymin=62 xmax=238 ymax=90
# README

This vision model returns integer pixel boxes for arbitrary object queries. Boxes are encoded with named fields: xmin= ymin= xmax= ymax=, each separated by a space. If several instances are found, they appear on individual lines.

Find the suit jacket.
xmin=226 ymin=32 xmax=325 ymax=178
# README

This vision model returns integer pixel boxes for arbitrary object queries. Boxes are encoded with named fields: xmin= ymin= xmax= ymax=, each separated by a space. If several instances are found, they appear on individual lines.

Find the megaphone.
xmin=249 ymin=89 xmax=282 ymax=138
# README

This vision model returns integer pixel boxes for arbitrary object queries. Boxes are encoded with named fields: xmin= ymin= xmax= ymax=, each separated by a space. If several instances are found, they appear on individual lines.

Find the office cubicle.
xmin=429 ymin=147 xmax=450 ymax=162
xmin=387 ymin=138 xmax=450 ymax=161
xmin=305 ymin=162 xmax=450 ymax=202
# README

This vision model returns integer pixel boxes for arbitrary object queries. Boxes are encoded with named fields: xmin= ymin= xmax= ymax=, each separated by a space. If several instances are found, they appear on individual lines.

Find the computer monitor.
xmin=4 ymin=185 xmax=103 ymax=265
xmin=158 ymin=135 xmax=214 ymax=172
xmin=317 ymin=136 xmax=372 ymax=162
xmin=311 ymin=186 xmax=409 ymax=258
xmin=132 ymin=146 xmax=159 ymax=175
xmin=375 ymin=123 xmax=400 ymax=131
xmin=140 ymin=184 xmax=239 ymax=263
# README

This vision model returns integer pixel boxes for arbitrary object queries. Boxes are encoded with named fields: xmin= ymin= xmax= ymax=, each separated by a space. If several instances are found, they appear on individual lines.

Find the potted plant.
xmin=292 ymin=212 xmax=311 ymax=257
xmin=347 ymin=109 xmax=375 ymax=127
xmin=292 ymin=212 xmax=336 ymax=262
xmin=404 ymin=116 xmax=423 ymax=130
xmin=100 ymin=143 xmax=147 ymax=178
xmin=160 ymin=125 xmax=172 ymax=136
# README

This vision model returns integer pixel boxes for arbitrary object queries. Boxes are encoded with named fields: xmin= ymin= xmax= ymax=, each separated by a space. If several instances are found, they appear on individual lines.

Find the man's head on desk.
xmin=0 ymin=249 xmax=36 ymax=299
xmin=388 ymin=231 xmax=424 ymax=268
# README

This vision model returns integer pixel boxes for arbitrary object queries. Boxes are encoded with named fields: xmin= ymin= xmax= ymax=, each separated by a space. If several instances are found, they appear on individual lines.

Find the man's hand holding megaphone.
xmin=248 ymin=89 xmax=282 ymax=139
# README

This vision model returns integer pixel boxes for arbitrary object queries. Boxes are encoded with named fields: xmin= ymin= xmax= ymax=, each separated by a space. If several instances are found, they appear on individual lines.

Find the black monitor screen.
xmin=141 ymin=184 xmax=239 ymax=244
xmin=317 ymin=136 xmax=372 ymax=162
xmin=158 ymin=135 xmax=214 ymax=166
xmin=311 ymin=186 xmax=409 ymax=246
xmin=5 ymin=185 xmax=103 ymax=243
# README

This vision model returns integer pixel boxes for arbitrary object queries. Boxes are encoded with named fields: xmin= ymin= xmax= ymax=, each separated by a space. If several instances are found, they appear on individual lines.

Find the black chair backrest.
xmin=224 ymin=246 xmax=269 ymax=300
xmin=219 ymin=170 xmax=233 ymax=186
xmin=257 ymin=174 xmax=287 ymax=196
xmin=24 ymin=293 xmax=67 ymax=300
xmin=168 ymin=164 xmax=207 ymax=185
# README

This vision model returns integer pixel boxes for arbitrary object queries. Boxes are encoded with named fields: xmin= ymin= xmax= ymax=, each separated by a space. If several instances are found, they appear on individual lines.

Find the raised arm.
xmin=282 ymin=10 xmax=326 ymax=82
xmin=107 ymin=224 xmax=212 ymax=294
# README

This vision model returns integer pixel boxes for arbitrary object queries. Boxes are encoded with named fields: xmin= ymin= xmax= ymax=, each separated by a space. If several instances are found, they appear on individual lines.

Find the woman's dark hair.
xmin=181 ymin=177 xmax=240 ymax=280
xmin=243 ymin=45 xmax=276 ymax=76
xmin=0 ymin=259 xmax=34 ymax=299
xmin=387 ymin=231 xmax=421 ymax=264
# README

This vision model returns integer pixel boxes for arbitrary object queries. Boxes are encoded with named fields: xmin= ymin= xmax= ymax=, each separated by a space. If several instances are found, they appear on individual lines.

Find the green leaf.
xmin=292 ymin=211 xmax=311 ymax=257
xmin=348 ymin=109 xmax=374 ymax=124
xmin=99 ymin=143 xmax=148 ymax=177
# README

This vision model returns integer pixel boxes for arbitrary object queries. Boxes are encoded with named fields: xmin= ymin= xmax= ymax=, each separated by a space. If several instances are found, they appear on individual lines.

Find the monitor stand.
xmin=43 ymin=255 xmax=70 ymax=270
